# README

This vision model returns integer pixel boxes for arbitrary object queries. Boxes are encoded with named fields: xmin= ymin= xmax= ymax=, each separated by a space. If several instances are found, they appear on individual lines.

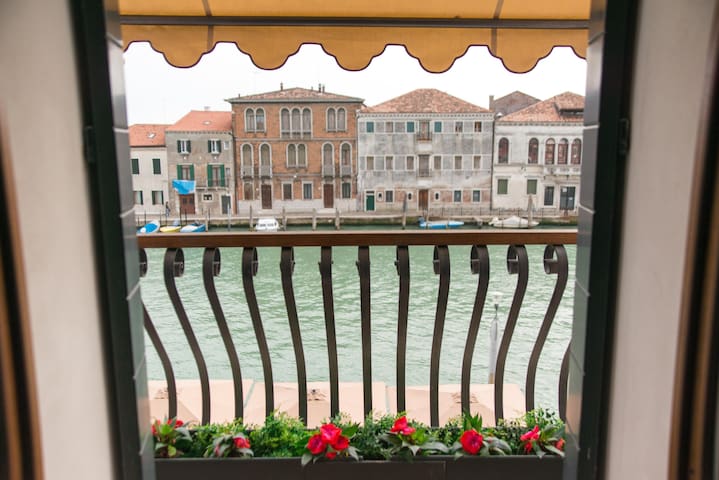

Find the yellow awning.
xmin=119 ymin=0 xmax=589 ymax=73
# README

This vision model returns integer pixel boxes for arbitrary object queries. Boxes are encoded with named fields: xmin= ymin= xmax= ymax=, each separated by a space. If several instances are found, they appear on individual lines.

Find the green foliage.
xmin=152 ymin=418 xmax=192 ymax=458
xmin=378 ymin=414 xmax=448 ymax=460
xmin=248 ymin=412 xmax=311 ymax=457
xmin=186 ymin=419 xmax=246 ymax=457
xmin=351 ymin=412 xmax=398 ymax=460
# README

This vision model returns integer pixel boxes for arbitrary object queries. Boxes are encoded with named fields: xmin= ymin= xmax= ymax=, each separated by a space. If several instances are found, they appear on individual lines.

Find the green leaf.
xmin=422 ymin=441 xmax=449 ymax=453
xmin=408 ymin=445 xmax=421 ymax=456
xmin=545 ymin=445 xmax=565 ymax=457
xmin=301 ymin=453 xmax=314 ymax=467
xmin=343 ymin=424 xmax=359 ymax=438
xmin=167 ymin=444 xmax=177 ymax=457
xmin=347 ymin=446 xmax=360 ymax=461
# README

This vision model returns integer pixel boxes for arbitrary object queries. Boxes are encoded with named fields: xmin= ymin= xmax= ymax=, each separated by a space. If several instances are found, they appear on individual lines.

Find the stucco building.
xmin=491 ymin=92 xmax=584 ymax=215
xmin=357 ymin=89 xmax=494 ymax=214
xmin=227 ymin=86 xmax=364 ymax=212
xmin=165 ymin=110 xmax=234 ymax=216
xmin=128 ymin=124 xmax=169 ymax=217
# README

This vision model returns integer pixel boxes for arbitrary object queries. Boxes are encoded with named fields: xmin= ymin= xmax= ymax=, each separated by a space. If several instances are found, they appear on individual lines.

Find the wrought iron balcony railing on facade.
xmin=137 ymin=230 xmax=575 ymax=428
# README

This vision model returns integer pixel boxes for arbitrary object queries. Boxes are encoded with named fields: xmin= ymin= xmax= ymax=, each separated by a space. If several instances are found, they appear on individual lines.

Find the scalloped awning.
xmin=119 ymin=0 xmax=589 ymax=73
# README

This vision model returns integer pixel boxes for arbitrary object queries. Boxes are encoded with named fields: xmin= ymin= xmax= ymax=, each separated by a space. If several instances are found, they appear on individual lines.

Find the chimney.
xmin=204 ymin=106 xmax=210 ymax=111
xmin=280 ymin=82 xmax=283 ymax=90
xmin=489 ymin=95 xmax=495 ymax=108
xmin=318 ymin=82 xmax=321 ymax=92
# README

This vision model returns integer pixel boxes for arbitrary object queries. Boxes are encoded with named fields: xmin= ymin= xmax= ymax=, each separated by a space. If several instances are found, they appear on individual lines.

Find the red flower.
xmin=233 ymin=436 xmax=250 ymax=449
xmin=555 ymin=438 xmax=565 ymax=450
xmin=331 ymin=435 xmax=349 ymax=452
xmin=320 ymin=423 xmax=342 ymax=444
xmin=521 ymin=425 xmax=541 ymax=454
xmin=326 ymin=451 xmax=337 ymax=460
xmin=459 ymin=429 xmax=484 ymax=455
xmin=151 ymin=421 xmax=158 ymax=436
xmin=172 ymin=419 xmax=183 ymax=428
xmin=390 ymin=416 xmax=416 ymax=436
xmin=307 ymin=434 xmax=327 ymax=455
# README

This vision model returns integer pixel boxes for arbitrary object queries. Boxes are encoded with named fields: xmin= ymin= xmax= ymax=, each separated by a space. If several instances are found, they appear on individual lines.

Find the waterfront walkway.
xmin=148 ymin=379 xmax=525 ymax=427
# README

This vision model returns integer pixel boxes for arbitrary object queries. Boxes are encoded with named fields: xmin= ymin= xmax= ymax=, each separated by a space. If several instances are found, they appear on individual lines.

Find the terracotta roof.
xmin=226 ymin=87 xmax=363 ymax=104
xmin=490 ymin=91 xmax=541 ymax=116
xmin=499 ymin=92 xmax=584 ymax=123
xmin=362 ymin=89 xmax=489 ymax=114
xmin=129 ymin=124 xmax=169 ymax=147
xmin=166 ymin=110 xmax=232 ymax=132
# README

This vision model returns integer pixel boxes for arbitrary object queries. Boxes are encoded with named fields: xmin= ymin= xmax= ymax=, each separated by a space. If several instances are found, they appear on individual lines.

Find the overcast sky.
xmin=123 ymin=42 xmax=587 ymax=126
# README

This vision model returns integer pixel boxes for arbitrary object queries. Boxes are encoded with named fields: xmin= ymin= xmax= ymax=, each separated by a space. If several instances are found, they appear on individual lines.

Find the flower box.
xmin=155 ymin=455 xmax=563 ymax=480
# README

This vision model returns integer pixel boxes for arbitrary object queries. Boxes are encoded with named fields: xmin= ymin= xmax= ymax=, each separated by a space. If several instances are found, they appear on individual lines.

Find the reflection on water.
xmin=141 ymin=242 xmax=574 ymax=411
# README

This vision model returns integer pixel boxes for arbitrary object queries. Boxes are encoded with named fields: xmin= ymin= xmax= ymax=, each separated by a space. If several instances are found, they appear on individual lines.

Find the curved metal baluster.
xmin=356 ymin=246 xmax=372 ymax=416
xmin=202 ymin=248 xmax=243 ymax=420
xmin=319 ymin=247 xmax=339 ymax=417
xmin=164 ymin=248 xmax=210 ymax=424
xmin=525 ymin=245 xmax=568 ymax=411
xmin=461 ymin=245 xmax=490 ymax=414
xmin=430 ymin=245 xmax=450 ymax=427
xmin=558 ymin=344 xmax=570 ymax=421
xmin=140 ymin=248 xmax=177 ymax=420
xmin=280 ymin=247 xmax=307 ymax=425
xmin=242 ymin=247 xmax=273 ymax=417
xmin=494 ymin=245 xmax=528 ymax=422
xmin=395 ymin=245 xmax=410 ymax=413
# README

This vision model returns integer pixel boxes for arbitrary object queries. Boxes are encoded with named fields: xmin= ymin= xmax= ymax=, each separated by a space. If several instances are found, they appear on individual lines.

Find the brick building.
xmin=489 ymin=91 xmax=541 ymax=117
xmin=165 ymin=110 xmax=234 ymax=216
xmin=357 ymin=89 xmax=494 ymax=214
xmin=227 ymin=86 xmax=364 ymax=212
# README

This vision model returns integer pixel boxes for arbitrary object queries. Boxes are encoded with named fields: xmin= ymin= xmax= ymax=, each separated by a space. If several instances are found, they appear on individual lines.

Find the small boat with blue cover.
xmin=138 ymin=220 xmax=160 ymax=234
xmin=418 ymin=217 xmax=464 ymax=229
xmin=179 ymin=222 xmax=206 ymax=233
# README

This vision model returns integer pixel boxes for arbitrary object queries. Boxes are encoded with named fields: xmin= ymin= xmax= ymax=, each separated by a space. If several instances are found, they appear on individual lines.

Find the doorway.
xmin=179 ymin=193 xmax=195 ymax=214
xmin=419 ymin=189 xmax=429 ymax=211
xmin=221 ymin=195 xmax=231 ymax=214
xmin=323 ymin=183 xmax=334 ymax=208
xmin=261 ymin=184 xmax=272 ymax=209
xmin=365 ymin=191 xmax=375 ymax=211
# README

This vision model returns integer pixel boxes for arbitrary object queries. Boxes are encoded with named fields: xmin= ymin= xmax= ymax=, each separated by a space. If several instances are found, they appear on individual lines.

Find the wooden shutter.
xmin=220 ymin=165 xmax=225 ymax=186
xmin=189 ymin=165 xmax=195 ymax=180
xmin=176 ymin=139 xmax=181 ymax=153
xmin=207 ymin=164 xmax=213 ymax=187
xmin=176 ymin=164 xmax=182 ymax=179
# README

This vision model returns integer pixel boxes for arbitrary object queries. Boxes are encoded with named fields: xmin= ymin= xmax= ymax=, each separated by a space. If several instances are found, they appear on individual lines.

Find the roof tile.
xmin=499 ymin=92 xmax=584 ymax=123
xmin=166 ymin=110 xmax=232 ymax=132
xmin=129 ymin=124 xmax=169 ymax=147
xmin=227 ymin=87 xmax=363 ymax=103
xmin=362 ymin=89 xmax=489 ymax=114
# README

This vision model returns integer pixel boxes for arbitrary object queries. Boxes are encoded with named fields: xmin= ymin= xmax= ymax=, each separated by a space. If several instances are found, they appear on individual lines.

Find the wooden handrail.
xmin=137 ymin=229 xmax=577 ymax=248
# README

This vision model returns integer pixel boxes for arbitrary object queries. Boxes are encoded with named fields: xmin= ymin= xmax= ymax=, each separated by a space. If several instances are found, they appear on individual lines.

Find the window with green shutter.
xmin=207 ymin=164 xmax=213 ymax=187
xmin=434 ymin=121 xmax=442 ymax=133
xmin=366 ymin=121 xmax=374 ymax=133
xmin=497 ymin=178 xmax=508 ymax=195
xmin=131 ymin=158 xmax=139 ymax=174
xmin=406 ymin=122 xmax=415 ymax=133
xmin=152 ymin=158 xmax=161 ymax=174
xmin=189 ymin=165 xmax=195 ymax=180
xmin=527 ymin=179 xmax=538 ymax=195
xmin=220 ymin=165 xmax=225 ymax=187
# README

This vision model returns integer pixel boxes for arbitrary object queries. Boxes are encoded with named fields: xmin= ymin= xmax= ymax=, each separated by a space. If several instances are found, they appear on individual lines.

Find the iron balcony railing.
xmin=322 ymin=163 xmax=335 ymax=177
xmin=340 ymin=164 xmax=352 ymax=177
xmin=137 ymin=230 xmax=575 ymax=428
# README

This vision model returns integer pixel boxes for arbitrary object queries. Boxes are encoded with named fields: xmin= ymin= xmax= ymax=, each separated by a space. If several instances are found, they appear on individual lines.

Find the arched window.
xmin=260 ymin=144 xmax=271 ymax=166
xmin=323 ymin=143 xmax=333 ymax=166
xmin=528 ymin=138 xmax=539 ymax=164
xmin=297 ymin=144 xmax=307 ymax=167
xmin=498 ymin=138 xmax=509 ymax=164
xmin=545 ymin=138 xmax=556 ymax=164
xmin=245 ymin=108 xmax=255 ymax=132
xmin=241 ymin=144 xmax=252 ymax=175
xmin=291 ymin=108 xmax=301 ymax=136
xmin=571 ymin=138 xmax=582 ymax=164
xmin=337 ymin=108 xmax=346 ymax=131
xmin=327 ymin=108 xmax=336 ymax=131
xmin=280 ymin=108 xmax=290 ymax=135
xmin=255 ymin=108 xmax=265 ymax=132
xmin=302 ymin=108 xmax=312 ymax=135
xmin=340 ymin=143 xmax=351 ymax=166
xmin=557 ymin=138 xmax=569 ymax=164
xmin=287 ymin=144 xmax=297 ymax=167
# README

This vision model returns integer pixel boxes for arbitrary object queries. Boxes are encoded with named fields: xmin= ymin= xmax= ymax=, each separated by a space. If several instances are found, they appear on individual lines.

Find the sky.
xmin=123 ymin=42 xmax=587 ymax=126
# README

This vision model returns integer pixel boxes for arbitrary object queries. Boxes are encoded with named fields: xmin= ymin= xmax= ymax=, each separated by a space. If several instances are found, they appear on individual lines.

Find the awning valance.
xmin=119 ymin=0 xmax=589 ymax=73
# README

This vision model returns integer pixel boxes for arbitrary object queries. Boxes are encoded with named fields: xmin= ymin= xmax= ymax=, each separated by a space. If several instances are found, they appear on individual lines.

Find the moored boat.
xmin=179 ymin=222 xmax=206 ymax=233
xmin=418 ymin=217 xmax=464 ymax=229
xmin=159 ymin=220 xmax=181 ymax=233
xmin=488 ymin=215 xmax=539 ymax=229
xmin=138 ymin=220 xmax=160 ymax=234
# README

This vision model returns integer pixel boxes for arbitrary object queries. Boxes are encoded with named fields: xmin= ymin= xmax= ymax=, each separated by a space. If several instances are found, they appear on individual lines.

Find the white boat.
xmin=488 ymin=215 xmax=539 ymax=229
xmin=418 ymin=217 xmax=464 ymax=229
xmin=255 ymin=217 xmax=280 ymax=232
xmin=179 ymin=222 xmax=206 ymax=233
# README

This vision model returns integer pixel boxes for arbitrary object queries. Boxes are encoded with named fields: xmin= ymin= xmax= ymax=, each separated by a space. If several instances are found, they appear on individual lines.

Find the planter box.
xmin=155 ymin=455 xmax=562 ymax=480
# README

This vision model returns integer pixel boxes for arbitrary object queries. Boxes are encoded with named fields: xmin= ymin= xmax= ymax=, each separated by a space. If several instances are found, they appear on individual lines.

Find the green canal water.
xmin=141 ymin=233 xmax=575 ymax=411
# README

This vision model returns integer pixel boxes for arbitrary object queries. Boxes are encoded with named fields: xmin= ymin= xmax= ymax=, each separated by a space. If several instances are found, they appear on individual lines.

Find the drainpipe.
xmin=489 ymin=113 xmax=497 ymax=212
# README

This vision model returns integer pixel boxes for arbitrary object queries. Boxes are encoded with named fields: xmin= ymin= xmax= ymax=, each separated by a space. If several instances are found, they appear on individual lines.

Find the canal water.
xmin=141 ymin=233 xmax=575 ymax=412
